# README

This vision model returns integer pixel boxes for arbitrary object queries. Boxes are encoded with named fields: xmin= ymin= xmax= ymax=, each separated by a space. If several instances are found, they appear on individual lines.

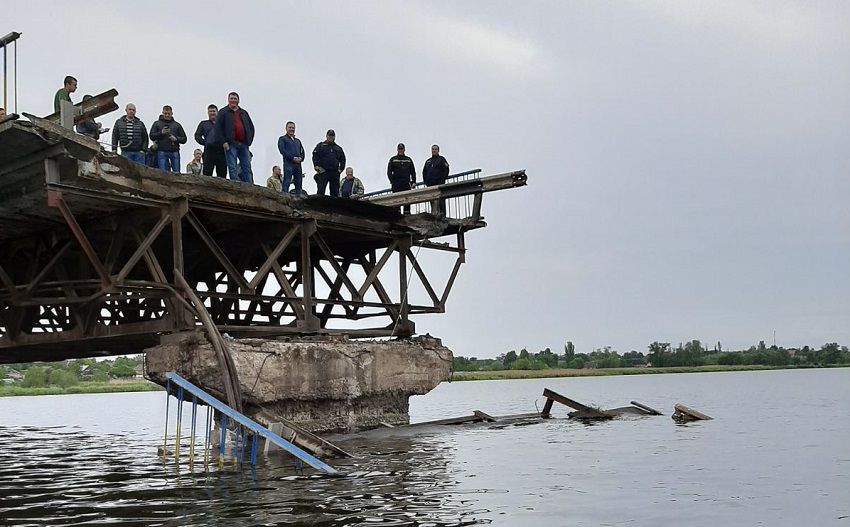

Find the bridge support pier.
xmin=144 ymin=331 xmax=452 ymax=434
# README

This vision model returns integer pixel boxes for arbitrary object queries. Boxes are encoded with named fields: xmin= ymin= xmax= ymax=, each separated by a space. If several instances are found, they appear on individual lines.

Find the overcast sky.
xmin=5 ymin=1 xmax=849 ymax=357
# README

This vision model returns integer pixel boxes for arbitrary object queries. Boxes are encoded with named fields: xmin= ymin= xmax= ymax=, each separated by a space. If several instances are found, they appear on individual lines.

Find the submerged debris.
xmin=672 ymin=403 xmax=713 ymax=423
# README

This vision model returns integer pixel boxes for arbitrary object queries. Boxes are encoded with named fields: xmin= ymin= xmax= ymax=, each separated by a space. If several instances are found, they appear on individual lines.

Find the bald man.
xmin=112 ymin=103 xmax=149 ymax=164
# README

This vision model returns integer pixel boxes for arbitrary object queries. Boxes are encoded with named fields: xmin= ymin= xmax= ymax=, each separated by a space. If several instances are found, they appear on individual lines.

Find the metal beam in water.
xmin=165 ymin=371 xmax=338 ymax=475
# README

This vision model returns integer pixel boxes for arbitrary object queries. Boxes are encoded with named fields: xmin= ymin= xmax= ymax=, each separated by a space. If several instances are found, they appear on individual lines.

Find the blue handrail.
xmin=165 ymin=371 xmax=338 ymax=475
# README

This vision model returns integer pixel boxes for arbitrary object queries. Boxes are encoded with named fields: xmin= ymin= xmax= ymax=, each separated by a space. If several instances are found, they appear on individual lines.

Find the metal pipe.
xmin=250 ymin=433 xmax=258 ymax=465
xmin=204 ymin=405 xmax=211 ymax=469
xmin=162 ymin=379 xmax=170 ymax=455
xmin=175 ymin=386 xmax=183 ymax=463
xmin=189 ymin=395 xmax=197 ymax=468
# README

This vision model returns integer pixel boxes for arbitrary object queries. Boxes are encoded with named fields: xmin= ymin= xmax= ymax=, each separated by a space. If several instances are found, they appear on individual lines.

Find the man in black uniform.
xmin=422 ymin=144 xmax=450 ymax=214
xmin=387 ymin=143 xmax=416 ymax=213
xmin=311 ymin=129 xmax=346 ymax=196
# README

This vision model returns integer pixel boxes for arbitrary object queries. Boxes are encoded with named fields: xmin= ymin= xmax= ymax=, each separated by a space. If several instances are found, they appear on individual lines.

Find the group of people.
xmin=52 ymin=75 xmax=453 ymax=211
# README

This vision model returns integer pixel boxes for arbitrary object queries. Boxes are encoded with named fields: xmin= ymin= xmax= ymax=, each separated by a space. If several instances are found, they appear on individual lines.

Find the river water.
xmin=0 ymin=368 xmax=848 ymax=526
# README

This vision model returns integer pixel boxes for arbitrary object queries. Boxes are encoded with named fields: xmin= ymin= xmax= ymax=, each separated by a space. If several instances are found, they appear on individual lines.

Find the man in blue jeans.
xmin=149 ymin=105 xmax=187 ymax=172
xmin=111 ymin=103 xmax=148 ymax=164
xmin=277 ymin=120 xmax=305 ymax=195
xmin=215 ymin=92 xmax=255 ymax=183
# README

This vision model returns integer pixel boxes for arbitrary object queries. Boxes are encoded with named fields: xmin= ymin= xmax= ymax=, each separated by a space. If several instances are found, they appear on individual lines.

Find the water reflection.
xmin=0 ymin=425 xmax=489 ymax=526
xmin=1 ymin=368 xmax=849 ymax=526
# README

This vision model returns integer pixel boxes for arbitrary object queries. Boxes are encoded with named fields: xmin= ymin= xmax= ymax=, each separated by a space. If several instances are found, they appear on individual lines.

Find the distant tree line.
xmin=0 ymin=356 xmax=144 ymax=389
xmin=452 ymin=340 xmax=850 ymax=372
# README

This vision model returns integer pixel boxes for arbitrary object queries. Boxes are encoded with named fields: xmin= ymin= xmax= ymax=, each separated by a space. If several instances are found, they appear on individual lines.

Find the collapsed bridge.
xmin=0 ymin=111 xmax=527 ymax=364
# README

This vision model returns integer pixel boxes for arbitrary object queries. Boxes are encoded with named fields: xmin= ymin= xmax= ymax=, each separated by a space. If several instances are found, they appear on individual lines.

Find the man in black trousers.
xmin=194 ymin=104 xmax=227 ymax=177
xmin=312 ymin=129 xmax=346 ymax=196
xmin=387 ymin=143 xmax=416 ymax=213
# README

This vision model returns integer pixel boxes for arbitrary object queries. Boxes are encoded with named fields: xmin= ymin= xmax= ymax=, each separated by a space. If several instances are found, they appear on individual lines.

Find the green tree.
xmin=569 ymin=357 xmax=585 ymax=369
xmin=535 ymin=348 xmax=558 ymax=368
xmin=23 ymin=367 xmax=47 ymax=388
xmin=110 ymin=363 xmax=135 ymax=378
xmin=647 ymin=342 xmax=671 ymax=367
xmin=563 ymin=342 xmax=575 ymax=363
xmin=502 ymin=350 xmax=518 ymax=368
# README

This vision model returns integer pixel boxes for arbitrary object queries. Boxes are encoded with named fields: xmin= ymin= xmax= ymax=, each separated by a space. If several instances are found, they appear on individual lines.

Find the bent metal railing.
xmin=163 ymin=371 xmax=338 ymax=475
xmin=362 ymin=169 xmax=483 ymax=218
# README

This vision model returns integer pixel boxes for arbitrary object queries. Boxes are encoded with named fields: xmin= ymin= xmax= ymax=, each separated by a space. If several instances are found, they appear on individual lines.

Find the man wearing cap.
xmin=387 ymin=143 xmax=416 ymax=213
xmin=311 ymin=129 xmax=346 ymax=196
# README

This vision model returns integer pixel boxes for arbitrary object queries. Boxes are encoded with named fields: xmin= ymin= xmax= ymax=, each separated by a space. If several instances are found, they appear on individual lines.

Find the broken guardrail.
xmin=162 ymin=371 xmax=338 ymax=475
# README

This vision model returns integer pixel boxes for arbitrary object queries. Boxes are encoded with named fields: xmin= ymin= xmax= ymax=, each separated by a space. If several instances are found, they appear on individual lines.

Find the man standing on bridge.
xmin=278 ymin=121 xmax=305 ymax=195
xmin=194 ymin=104 xmax=227 ymax=178
xmin=312 ymin=129 xmax=345 ymax=196
xmin=111 ymin=103 xmax=148 ymax=165
xmin=423 ymin=144 xmax=450 ymax=214
xmin=150 ymin=105 xmax=188 ymax=173
xmin=216 ymin=92 xmax=255 ymax=183
xmin=387 ymin=142 xmax=416 ymax=213
xmin=53 ymin=75 xmax=77 ymax=113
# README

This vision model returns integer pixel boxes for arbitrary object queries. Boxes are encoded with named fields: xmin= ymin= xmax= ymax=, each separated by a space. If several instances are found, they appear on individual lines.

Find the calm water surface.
xmin=0 ymin=368 xmax=848 ymax=526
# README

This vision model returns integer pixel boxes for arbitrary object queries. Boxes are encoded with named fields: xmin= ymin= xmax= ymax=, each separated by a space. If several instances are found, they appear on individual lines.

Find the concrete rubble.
xmin=145 ymin=331 xmax=452 ymax=434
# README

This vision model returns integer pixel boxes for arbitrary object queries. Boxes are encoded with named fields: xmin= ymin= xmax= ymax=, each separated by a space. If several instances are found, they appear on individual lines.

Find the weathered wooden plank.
xmin=473 ymin=410 xmax=497 ymax=422
xmin=542 ymin=388 xmax=612 ymax=418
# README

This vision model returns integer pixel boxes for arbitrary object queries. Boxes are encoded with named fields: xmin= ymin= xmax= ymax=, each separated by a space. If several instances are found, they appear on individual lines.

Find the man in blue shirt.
xmin=277 ymin=121 xmax=306 ymax=195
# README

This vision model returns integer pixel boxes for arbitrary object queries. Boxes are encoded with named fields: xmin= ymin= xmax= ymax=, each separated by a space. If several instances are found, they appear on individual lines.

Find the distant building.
xmin=79 ymin=365 xmax=96 ymax=378
xmin=133 ymin=364 xmax=144 ymax=379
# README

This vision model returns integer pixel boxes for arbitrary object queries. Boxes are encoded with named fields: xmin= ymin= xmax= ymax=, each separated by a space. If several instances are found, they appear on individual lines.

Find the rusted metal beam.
xmin=186 ymin=210 xmax=252 ymax=293
xmin=249 ymin=225 xmax=298 ymax=291
xmin=115 ymin=213 xmax=172 ymax=283
xmin=47 ymin=190 xmax=112 ymax=288
xmin=365 ymin=170 xmax=527 ymax=207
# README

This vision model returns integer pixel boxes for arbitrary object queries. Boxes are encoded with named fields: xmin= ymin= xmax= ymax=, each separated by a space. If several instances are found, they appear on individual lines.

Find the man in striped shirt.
xmin=111 ymin=103 xmax=148 ymax=165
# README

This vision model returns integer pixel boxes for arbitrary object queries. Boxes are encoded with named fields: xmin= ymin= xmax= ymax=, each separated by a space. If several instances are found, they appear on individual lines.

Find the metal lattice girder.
xmin=0 ymin=117 xmax=526 ymax=362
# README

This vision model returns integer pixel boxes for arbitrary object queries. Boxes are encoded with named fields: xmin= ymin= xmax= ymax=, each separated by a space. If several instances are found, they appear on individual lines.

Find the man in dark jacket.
xmin=111 ymin=103 xmax=148 ymax=165
xmin=312 ymin=129 xmax=346 ymax=196
xmin=149 ymin=105 xmax=188 ymax=173
xmin=277 ymin=121 xmax=305 ymax=195
xmin=215 ymin=92 xmax=255 ymax=183
xmin=194 ymin=104 xmax=226 ymax=178
xmin=387 ymin=143 xmax=416 ymax=213
xmin=422 ymin=144 xmax=450 ymax=214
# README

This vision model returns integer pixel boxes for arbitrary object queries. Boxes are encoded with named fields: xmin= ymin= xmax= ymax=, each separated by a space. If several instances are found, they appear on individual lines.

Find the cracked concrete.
xmin=145 ymin=332 xmax=452 ymax=434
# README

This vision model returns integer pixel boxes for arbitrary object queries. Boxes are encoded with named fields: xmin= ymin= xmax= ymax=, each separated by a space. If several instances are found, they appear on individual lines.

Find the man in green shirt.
xmin=53 ymin=75 xmax=78 ymax=113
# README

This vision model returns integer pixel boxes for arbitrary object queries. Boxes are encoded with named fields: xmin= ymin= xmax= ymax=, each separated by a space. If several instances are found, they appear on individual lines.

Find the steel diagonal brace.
xmin=312 ymin=230 xmax=361 ymax=302
xmin=186 ymin=210 xmax=252 ymax=293
xmin=249 ymin=225 xmax=298 ymax=291
xmin=260 ymin=242 xmax=305 ymax=319
xmin=357 ymin=241 xmax=397 ymax=299
xmin=47 ymin=190 xmax=112 ymax=288
xmin=405 ymin=248 xmax=441 ymax=307
xmin=115 ymin=212 xmax=172 ymax=283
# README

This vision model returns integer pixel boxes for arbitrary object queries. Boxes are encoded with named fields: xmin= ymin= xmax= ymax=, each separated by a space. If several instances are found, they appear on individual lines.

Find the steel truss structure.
xmin=0 ymin=112 xmax=525 ymax=363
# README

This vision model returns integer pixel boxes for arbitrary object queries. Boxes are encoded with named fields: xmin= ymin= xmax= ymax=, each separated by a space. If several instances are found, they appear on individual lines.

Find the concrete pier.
xmin=145 ymin=332 xmax=452 ymax=434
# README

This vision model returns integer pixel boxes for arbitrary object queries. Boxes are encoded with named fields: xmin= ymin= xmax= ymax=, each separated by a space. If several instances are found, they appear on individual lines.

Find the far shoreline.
xmin=0 ymin=380 xmax=163 ymax=398
xmin=448 ymin=363 xmax=850 ymax=382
